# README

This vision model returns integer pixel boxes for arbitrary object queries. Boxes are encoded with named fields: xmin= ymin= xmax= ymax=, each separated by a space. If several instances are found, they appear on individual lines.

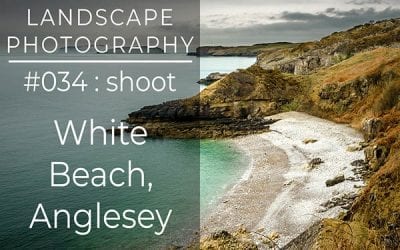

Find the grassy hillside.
xmin=300 ymin=48 xmax=400 ymax=249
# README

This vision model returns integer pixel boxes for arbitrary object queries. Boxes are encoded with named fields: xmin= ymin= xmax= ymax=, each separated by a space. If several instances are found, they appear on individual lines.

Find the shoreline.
xmin=201 ymin=111 xmax=366 ymax=247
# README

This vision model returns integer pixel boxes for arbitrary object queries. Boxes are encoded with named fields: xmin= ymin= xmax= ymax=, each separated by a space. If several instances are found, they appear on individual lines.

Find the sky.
xmin=201 ymin=0 xmax=400 ymax=45
xmin=1 ymin=0 xmax=400 ymax=47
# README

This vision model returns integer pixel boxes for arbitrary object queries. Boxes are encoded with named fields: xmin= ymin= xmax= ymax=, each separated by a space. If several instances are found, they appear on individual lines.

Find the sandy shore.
xmin=201 ymin=111 xmax=365 ymax=247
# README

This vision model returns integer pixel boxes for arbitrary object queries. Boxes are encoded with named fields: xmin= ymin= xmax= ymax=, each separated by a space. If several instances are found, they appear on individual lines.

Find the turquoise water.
xmin=200 ymin=57 xmax=256 ymax=78
xmin=200 ymin=56 xmax=255 ymax=214
xmin=200 ymin=140 xmax=248 ymax=216
xmin=199 ymin=57 xmax=256 ymax=90
xmin=0 ymin=54 xmax=254 ymax=248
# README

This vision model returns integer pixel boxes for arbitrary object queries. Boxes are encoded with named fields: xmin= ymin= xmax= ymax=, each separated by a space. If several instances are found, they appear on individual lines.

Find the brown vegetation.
xmin=296 ymin=49 xmax=400 ymax=250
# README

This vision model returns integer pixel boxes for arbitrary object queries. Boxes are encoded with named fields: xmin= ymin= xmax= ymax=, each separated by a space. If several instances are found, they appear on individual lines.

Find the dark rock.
xmin=211 ymin=230 xmax=231 ymax=240
xmin=326 ymin=175 xmax=345 ymax=187
xmin=346 ymin=176 xmax=356 ymax=181
xmin=303 ymin=138 xmax=318 ymax=144
xmin=351 ymin=164 xmax=371 ymax=179
xmin=308 ymin=158 xmax=324 ymax=169
xmin=351 ymin=159 xmax=366 ymax=167
xmin=320 ymin=192 xmax=358 ymax=211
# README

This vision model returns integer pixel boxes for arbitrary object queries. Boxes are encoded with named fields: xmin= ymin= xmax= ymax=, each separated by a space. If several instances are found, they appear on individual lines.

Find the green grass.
xmin=281 ymin=100 xmax=301 ymax=112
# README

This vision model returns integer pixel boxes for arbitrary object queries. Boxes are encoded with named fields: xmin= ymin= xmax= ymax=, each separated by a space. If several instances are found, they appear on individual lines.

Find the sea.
xmin=0 ymin=53 xmax=256 ymax=249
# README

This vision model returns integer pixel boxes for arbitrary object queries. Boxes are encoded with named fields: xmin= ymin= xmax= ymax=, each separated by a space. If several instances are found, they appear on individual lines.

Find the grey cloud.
xmin=202 ymin=7 xmax=400 ymax=45
xmin=326 ymin=8 xmax=336 ymax=13
xmin=281 ymin=7 xmax=400 ymax=21
xmin=280 ymin=12 xmax=330 ymax=21
xmin=347 ymin=0 xmax=386 ymax=5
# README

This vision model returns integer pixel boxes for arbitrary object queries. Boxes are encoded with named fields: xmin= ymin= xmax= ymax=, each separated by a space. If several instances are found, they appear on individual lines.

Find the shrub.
xmin=374 ymin=80 xmax=400 ymax=113
xmin=281 ymin=100 xmax=301 ymax=112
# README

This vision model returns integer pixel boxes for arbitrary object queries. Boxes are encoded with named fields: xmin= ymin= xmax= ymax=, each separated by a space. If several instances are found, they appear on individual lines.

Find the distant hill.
xmin=190 ymin=42 xmax=297 ymax=57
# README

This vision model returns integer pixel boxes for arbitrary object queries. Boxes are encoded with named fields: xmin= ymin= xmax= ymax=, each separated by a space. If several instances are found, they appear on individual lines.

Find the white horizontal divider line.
xmin=8 ymin=59 xmax=193 ymax=64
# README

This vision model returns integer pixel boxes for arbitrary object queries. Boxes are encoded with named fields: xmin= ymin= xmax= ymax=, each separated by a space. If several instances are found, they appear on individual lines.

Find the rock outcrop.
xmin=127 ymin=66 xmax=300 ymax=138
xmin=362 ymin=118 xmax=383 ymax=141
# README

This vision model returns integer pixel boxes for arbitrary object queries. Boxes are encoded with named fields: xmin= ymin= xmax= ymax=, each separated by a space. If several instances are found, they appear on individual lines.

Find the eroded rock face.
xmin=364 ymin=144 xmax=388 ymax=170
xmin=257 ymin=47 xmax=338 ymax=75
xmin=294 ymin=56 xmax=322 ymax=75
xmin=316 ymin=72 xmax=387 ymax=114
xmin=257 ymin=51 xmax=349 ymax=75
xmin=362 ymin=118 xmax=383 ymax=141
